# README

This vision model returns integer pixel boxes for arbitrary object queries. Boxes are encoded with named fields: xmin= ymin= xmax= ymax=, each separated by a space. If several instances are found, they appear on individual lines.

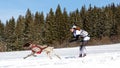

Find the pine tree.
xmin=80 ymin=5 xmax=87 ymax=29
xmin=115 ymin=4 xmax=120 ymax=35
xmin=104 ymin=6 xmax=114 ymax=37
xmin=4 ymin=17 xmax=16 ymax=51
xmin=34 ymin=11 xmax=45 ymax=44
xmin=0 ymin=21 xmax=4 ymax=40
xmin=55 ymin=4 xmax=64 ymax=45
xmin=24 ymin=9 xmax=34 ymax=42
xmin=45 ymin=8 xmax=56 ymax=44
xmin=14 ymin=15 xmax=25 ymax=50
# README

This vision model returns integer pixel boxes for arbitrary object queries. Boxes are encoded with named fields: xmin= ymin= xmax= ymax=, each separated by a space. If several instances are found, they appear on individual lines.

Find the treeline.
xmin=0 ymin=3 xmax=120 ymax=51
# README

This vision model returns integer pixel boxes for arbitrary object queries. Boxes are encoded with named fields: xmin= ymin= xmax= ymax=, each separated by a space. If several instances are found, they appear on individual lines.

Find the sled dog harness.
xmin=31 ymin=44 xmax=47 ymax=54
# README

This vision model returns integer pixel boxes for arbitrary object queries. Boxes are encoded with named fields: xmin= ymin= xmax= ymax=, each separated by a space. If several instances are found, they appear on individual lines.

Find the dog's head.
xmin=23 ymin=43 xmax=31 ymax=47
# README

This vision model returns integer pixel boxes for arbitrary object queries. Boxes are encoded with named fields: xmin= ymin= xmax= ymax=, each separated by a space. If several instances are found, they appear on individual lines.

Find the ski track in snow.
xmin=0 ymin=43 xmax=120 ymax=68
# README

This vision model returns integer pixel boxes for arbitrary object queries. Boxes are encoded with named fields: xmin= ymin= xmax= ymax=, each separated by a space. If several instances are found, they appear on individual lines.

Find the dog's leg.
xmin=52 ymin=51 xmax=61 ymax=59
xmin=23 ymin=52 xmax=35 ymax=59
xmin=54 ymin=53 xmax=61 ymax=59
xmin=46 ymin=51 xmax=52 ymax=59
xmin=32 ymin=54 xmax=37 ymax=57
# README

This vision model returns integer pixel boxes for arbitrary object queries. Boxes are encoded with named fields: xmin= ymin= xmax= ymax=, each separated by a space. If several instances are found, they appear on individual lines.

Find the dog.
xmin=23 ymin=42 xmax=61 ymax=59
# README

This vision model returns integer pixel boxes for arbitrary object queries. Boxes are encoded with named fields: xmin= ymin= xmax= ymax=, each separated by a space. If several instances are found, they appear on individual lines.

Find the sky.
xmin=0 ymin=0 xmax=119 ymax=24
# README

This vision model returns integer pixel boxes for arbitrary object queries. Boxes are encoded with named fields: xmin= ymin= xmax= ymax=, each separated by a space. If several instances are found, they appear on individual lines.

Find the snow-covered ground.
xmin=0 ymin=43 xmax=120 ymax=68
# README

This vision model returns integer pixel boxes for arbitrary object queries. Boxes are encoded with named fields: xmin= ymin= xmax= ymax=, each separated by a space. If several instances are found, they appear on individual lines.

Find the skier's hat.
xmin=72 ymin=25 xmax=77 ymax=29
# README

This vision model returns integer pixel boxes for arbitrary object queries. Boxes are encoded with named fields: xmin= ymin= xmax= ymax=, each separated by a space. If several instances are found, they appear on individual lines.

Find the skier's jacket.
xmin=70 ymin=29 xmax=90 ymax=42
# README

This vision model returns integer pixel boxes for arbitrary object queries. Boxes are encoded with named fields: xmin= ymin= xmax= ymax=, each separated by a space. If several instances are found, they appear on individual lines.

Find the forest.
xmin=0 ymin=3 xmax=120 ymax=52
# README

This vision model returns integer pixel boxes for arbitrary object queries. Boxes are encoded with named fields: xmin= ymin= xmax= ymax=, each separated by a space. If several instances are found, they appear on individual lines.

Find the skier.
xmin=69 ymin=25 xmax=90 ymax=57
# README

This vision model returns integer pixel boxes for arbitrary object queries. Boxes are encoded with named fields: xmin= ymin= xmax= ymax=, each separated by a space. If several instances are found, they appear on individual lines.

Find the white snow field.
xmin=0 ymin=43 xmax=120 ymax=68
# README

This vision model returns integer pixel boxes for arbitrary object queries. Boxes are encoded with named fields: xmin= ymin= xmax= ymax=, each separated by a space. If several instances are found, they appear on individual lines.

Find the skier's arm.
xmin=69 ymin=35 xmax=80 ymax=42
